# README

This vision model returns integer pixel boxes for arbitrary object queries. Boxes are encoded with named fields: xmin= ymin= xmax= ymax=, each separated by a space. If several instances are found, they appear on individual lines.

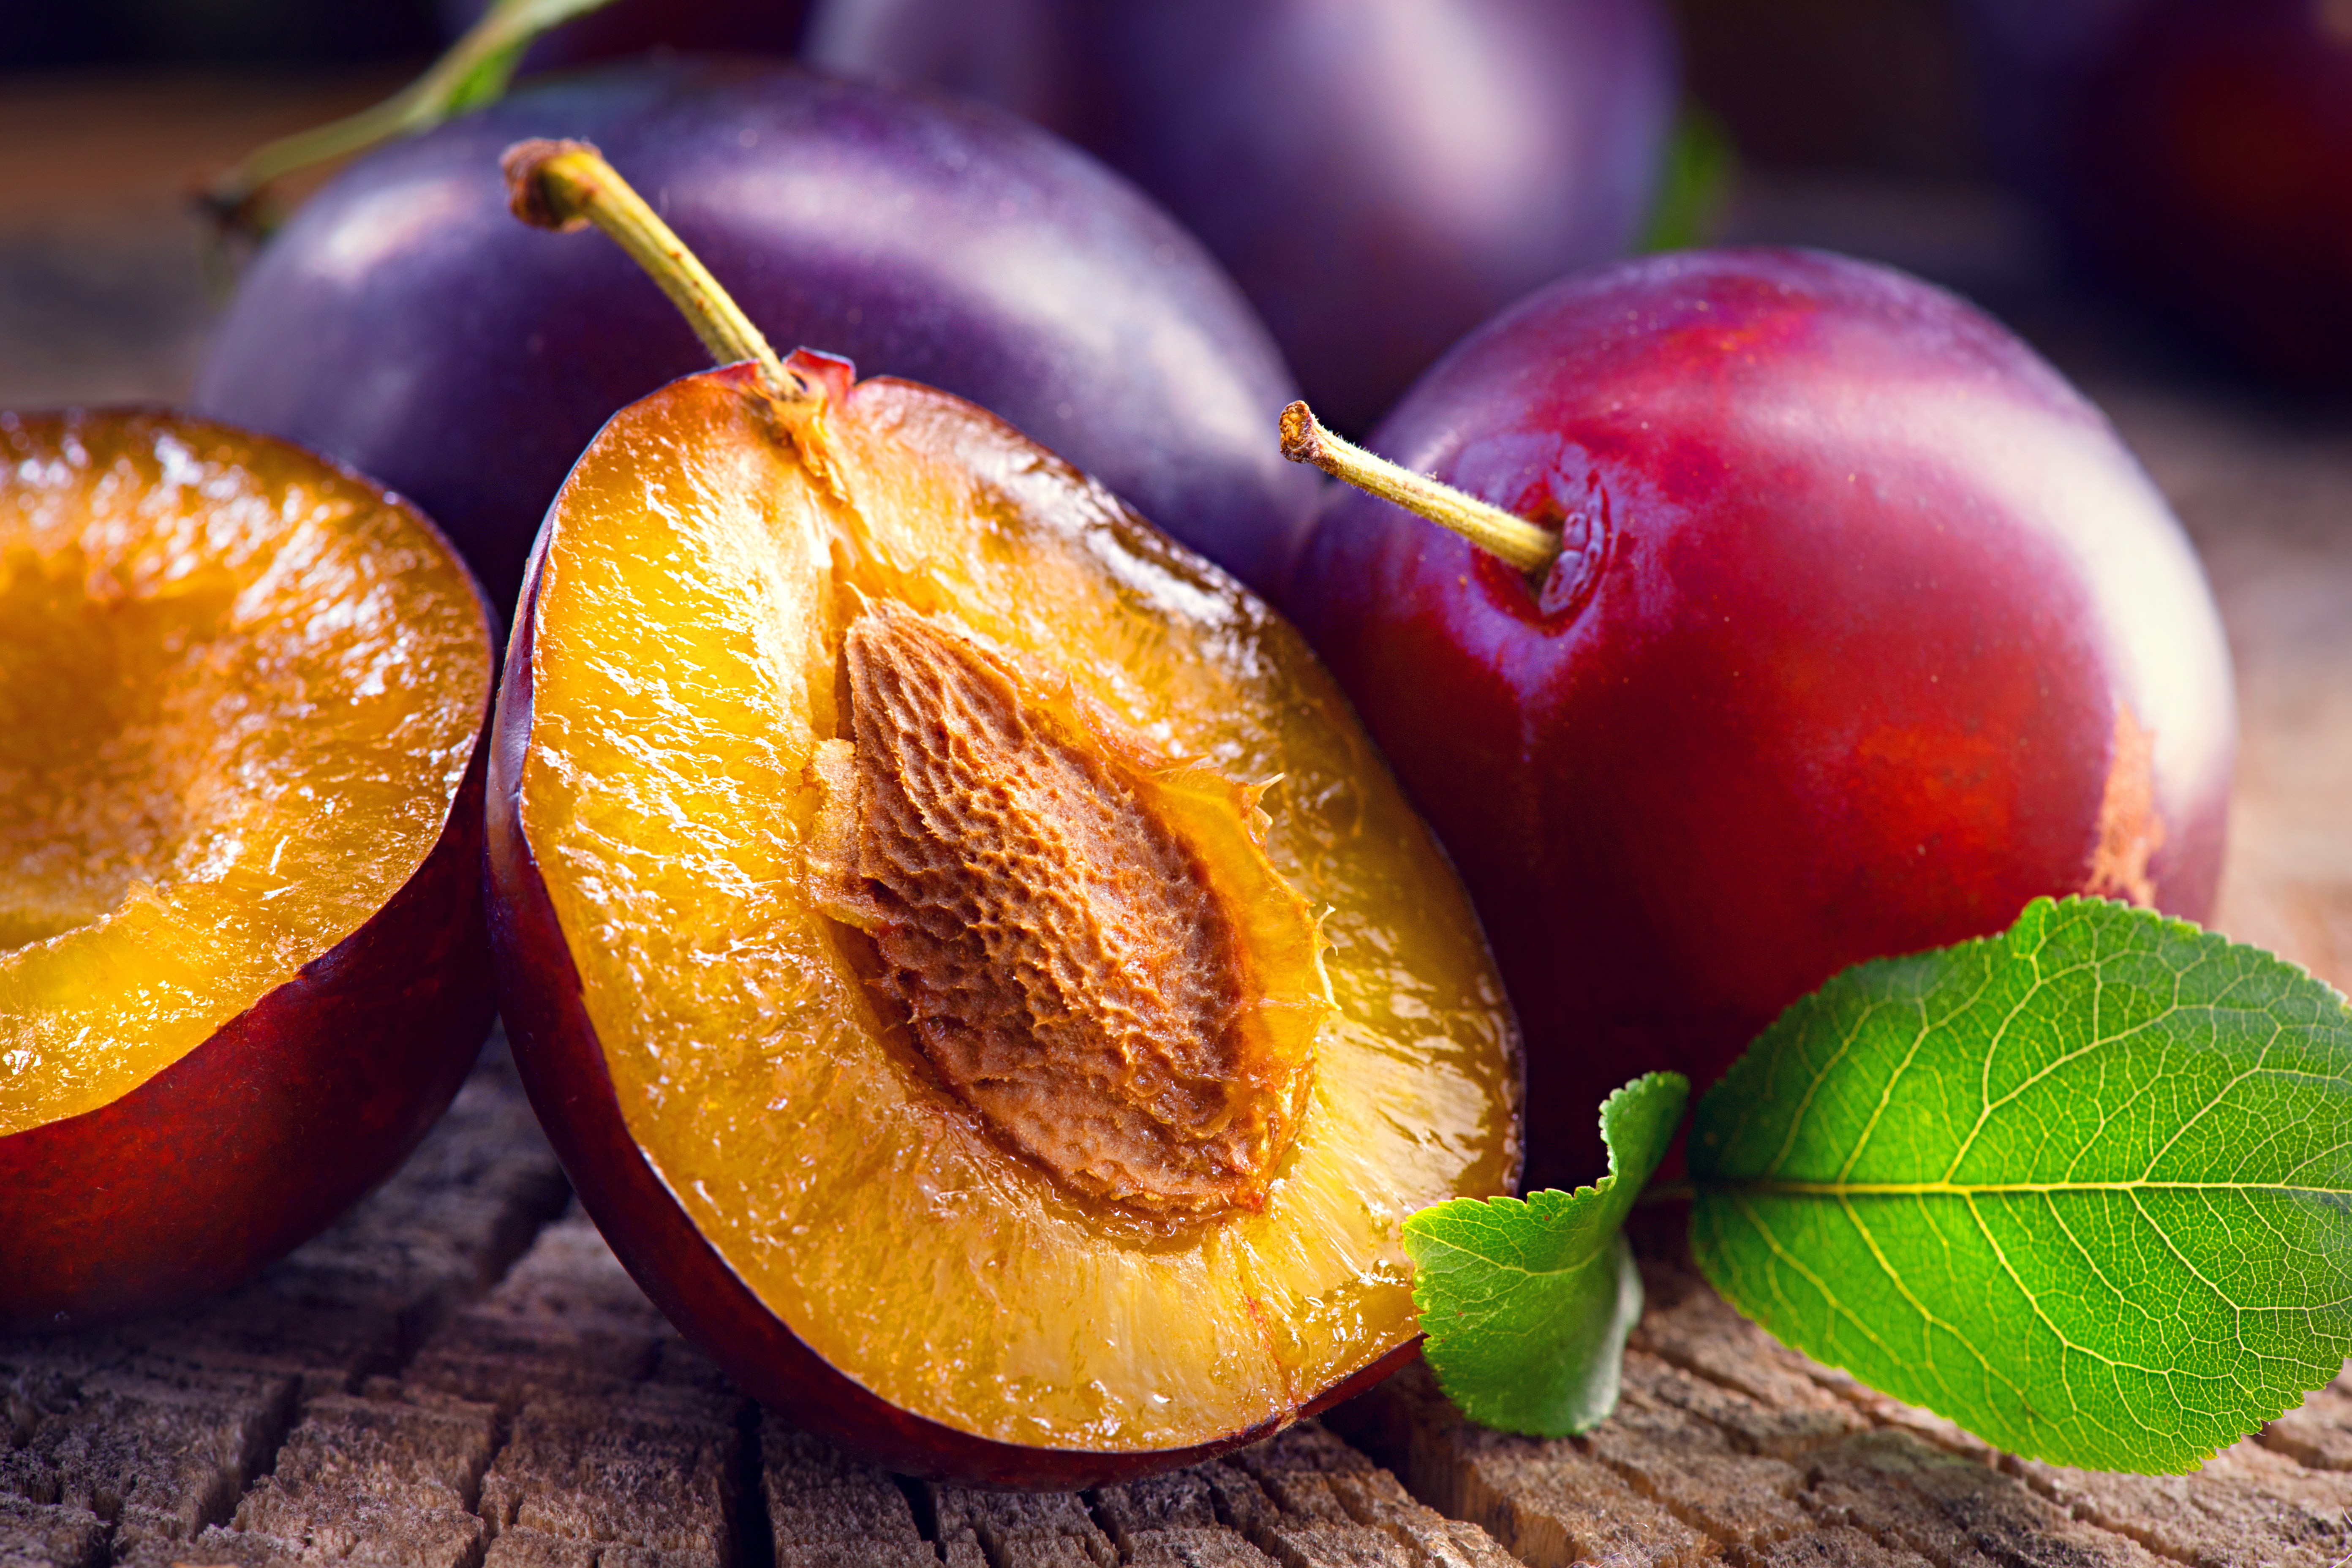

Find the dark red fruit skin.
xmin=485 ymin=364 xmax=1416 ymax=1489
xmin=1288 ymin=248 xmax=2236 ymax=1191
xmin=194 ymin=57 xmax=1318 ymax=613
xmin=1959 ymin=0 xmax=2352 ymax=387
xmin=0 ymin=720 xmax=496 ymax=1335
xmin=807 ymin=0 xmax=1677 ymax=433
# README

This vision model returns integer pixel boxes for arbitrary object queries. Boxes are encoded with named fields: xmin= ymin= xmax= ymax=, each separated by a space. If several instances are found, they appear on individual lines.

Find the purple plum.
xmin=806 ymin=0 xmax=1680 ymax=433
xmin=196 ymin=56 xmax=1320 ymax=613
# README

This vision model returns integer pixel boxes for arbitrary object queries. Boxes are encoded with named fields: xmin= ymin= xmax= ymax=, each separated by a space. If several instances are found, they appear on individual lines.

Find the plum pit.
xmin=811 ymin=599 xmax=1324 ymax=1218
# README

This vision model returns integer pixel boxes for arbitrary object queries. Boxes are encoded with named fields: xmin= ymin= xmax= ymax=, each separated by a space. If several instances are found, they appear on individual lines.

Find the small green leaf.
xmin=1690 ymin=896 xmax=2352 ymax=1474
xmin=1405 ymin=1072 xmax=1688 ymax=1436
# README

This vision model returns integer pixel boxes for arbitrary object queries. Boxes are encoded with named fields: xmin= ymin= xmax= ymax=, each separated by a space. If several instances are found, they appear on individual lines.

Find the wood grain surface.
xmin=3 ymin=69 xmax=2349 ymax=1568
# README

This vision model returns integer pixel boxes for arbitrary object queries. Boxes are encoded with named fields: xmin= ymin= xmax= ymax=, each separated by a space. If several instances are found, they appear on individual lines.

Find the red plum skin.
xmin=1289 ymin=248 xmax=2235 ymax=1188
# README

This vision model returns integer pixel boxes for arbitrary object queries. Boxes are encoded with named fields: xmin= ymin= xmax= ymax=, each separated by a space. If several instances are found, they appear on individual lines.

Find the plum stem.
xmin=1278 ymin=401 xmax=1558 ymax=576
xmin=499 ymin=139 xmax=817 ymax=409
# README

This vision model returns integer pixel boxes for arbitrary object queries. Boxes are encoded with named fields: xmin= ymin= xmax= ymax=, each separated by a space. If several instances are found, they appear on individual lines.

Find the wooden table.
xmin=3 ymin=72 xmax=2347 ymax=1568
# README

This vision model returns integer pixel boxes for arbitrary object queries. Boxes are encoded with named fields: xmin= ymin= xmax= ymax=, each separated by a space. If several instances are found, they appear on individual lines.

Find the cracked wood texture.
xmin=5 ymin=77 xmax=2352 ymax=1568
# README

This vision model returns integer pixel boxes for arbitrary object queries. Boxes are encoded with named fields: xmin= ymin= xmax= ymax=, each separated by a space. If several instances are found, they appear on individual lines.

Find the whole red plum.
xmin=1287 ymin=248 xmax=2236 ymax=1189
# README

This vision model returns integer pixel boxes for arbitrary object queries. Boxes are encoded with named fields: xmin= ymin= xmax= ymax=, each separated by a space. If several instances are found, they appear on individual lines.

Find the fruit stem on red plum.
xmin=499 ymin=138 xmax=814 ymax=408
xmin=1277 ymin=400 xmax=1557 ymax=576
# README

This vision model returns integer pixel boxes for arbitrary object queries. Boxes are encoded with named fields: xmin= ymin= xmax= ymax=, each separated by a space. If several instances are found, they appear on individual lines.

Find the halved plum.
xmin=0 ymin=409 xmax=497 ymax=1331
xmin=487 ymin=344 xmax=1522 ymax=1484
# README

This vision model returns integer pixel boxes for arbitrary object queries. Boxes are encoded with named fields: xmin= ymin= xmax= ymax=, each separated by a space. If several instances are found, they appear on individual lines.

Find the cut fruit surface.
xmin=0 ymin=407 xmax=498 ymax=1333
xmin=496 ymin=357 xmax=1521 ymax=1467
xmin=0 ymin=411 xmax=492 ymax=1135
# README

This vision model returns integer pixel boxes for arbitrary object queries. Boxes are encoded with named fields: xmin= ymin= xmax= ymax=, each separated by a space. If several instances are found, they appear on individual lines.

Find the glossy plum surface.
xmin=487 ymin=353 xmax=1519 ymax=1482
xmin=196 ymin=57 xmax=1319 ymax=611
xmin=0 ymin=408 xmax=498 ymax=1332
xmin=1960 ymin=0 xmax=2352 ymax=385
xmin=1288 ymin=248 xmax=2237 ymax=1189
xmin=807 ymin=0 xmax=1678 ymax=433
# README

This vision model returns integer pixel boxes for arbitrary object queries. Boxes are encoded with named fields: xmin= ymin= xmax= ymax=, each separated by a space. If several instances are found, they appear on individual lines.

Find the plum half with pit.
xmin=1285 ymin=247 xmax=2236 ymax=1190
xmin=196 ymin=57 xmax=1319 ymax=612
xmin=485 ymin=143 xmax=1521 ymax=1485
xmin=807 ymin=0 xmax=1680 ymax=434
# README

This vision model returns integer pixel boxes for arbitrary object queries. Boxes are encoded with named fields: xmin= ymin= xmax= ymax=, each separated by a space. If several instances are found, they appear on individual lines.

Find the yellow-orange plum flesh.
xmin=510 ymin=359 xmax=1520 ymax=1457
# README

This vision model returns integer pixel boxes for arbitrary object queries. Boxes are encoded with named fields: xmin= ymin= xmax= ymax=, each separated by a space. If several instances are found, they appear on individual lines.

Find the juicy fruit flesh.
xmin=521 ymin=367 xmax=1518 ymax=1451
xmin=0 ymin=412 xmax=489 ymax=1136
xmin=811 ymin=600 xmax=1328 ymax=1219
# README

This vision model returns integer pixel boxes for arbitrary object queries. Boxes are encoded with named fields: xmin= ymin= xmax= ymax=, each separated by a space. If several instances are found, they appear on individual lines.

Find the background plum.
xmin=806 ymin=0 xmax=1680 ymax=434
xmin=1957 ymin=0 xmax=2352 ymax=387
xmin=195 ymin=57 xmax=1320 ymax=612
xmin=435 ymin=0 xmax=810 ymax=71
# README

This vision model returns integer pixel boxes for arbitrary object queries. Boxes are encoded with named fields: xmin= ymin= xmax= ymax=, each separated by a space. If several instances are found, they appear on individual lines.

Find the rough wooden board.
xmin=1333 ymin=1267 xmax=2157 ymax=1568
xmin=2264 ymin=1371 xmax=2352 ymax=1475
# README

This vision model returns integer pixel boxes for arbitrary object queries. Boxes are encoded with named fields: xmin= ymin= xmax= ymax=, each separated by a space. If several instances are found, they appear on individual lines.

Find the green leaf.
xmin=1690 ymin=896 xmax=2352 ymax=1474
xmin=1637 ymin=102 xmax=1738 ymax=254
xmin=1405 ymin=1072 xmax=1688 ymax=1437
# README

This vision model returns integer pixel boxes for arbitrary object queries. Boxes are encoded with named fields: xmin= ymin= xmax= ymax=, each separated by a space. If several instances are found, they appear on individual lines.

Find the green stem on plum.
xmin=500 ymin=140 xmax=815 ymax=408
xmin=200 ymin=0 xmax=619 ymax=238
xmin=1277 ymin=402 xmax=1559 ymax=577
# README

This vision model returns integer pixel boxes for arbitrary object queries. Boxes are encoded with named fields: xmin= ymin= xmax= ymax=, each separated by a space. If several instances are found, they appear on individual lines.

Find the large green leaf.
xmin=1405 ymin=1073 xmax=1688 ymax=1437
xmin=1690 ymin=896 xmax=2352 ymax=1473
